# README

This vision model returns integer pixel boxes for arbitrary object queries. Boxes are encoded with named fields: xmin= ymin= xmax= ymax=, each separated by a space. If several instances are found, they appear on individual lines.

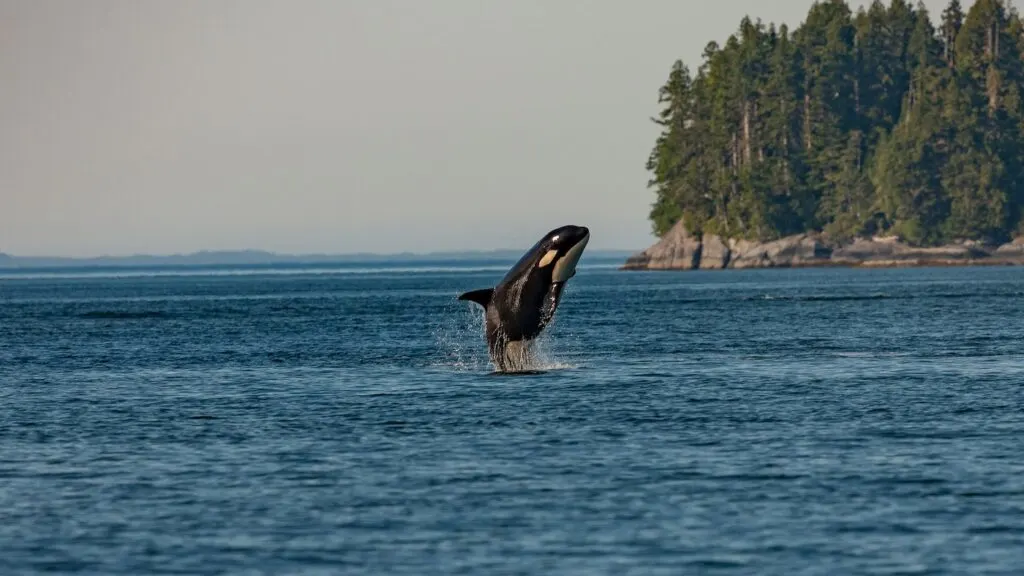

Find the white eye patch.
xmin=538 ymin=249 xmax=559 ymax=268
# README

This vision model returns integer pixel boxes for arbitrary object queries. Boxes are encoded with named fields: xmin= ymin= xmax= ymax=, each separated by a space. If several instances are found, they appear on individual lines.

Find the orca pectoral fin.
xmin=457 ymin=288 xmax=494 ymax=308
xmin=539 ymin=283 xmax=565 ymax=326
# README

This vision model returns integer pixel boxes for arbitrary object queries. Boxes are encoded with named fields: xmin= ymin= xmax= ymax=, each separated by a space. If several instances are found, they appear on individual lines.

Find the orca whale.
xmin=458 ymin=224 xmax=590 ymax=372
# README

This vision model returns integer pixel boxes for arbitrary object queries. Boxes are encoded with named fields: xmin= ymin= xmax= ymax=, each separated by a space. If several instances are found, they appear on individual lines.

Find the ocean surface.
xmin=2 ymin=260 xmax=1023 ymax=575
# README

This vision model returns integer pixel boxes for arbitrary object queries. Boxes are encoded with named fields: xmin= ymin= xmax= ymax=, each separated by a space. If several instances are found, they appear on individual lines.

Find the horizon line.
xmin=0 ymin=246 xmax=639 ymax=261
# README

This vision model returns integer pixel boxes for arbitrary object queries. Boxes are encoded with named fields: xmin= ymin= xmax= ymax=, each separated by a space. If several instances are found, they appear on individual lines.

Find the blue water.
xmin=2 ymin=262 xmax=1023 ymax=574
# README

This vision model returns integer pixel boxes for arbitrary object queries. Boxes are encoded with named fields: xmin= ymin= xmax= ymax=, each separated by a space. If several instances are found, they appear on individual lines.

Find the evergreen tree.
xmin=796 ymin=0 xmax=859 ymax=231
xmin=646 ymin=60 xmax=693 ymax=236
xmin=643 ymin=0 xmax=1024 ymax=245
xmin=760 ymin=23 xmax=810 ymax=236
xmin=941 ymin=0 xmax=964 ymax=66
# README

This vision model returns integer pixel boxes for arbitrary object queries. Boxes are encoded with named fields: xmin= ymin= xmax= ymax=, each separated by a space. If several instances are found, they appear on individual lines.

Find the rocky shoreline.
xmin=621 ymin=220 xmax=1024 ymax=271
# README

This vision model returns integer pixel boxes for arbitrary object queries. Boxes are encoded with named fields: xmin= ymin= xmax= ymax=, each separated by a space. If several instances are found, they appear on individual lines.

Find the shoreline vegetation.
xmin=626 ymin=0 xmax=1024 ymax=270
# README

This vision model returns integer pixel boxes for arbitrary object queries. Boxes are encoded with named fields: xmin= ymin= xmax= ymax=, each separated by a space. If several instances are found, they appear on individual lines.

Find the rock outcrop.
xmin=829 ymin=236 xmax=990 ymax=266
xmin=698 ymin=234 xmax=730 ymax=269
xmin=729 ymin=234 xmax=832 ymax=269
xmin=622 ymin=225 xmax=1024 ymax=271
xmin=622 ymin=219 xmax=702 ymax=270
xmin=993 ymin=237 xmax=1024 ymax=259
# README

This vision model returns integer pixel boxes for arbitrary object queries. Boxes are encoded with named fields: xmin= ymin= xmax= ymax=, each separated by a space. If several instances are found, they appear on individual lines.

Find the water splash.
xmin=431 ymin=297 xmax=490 ymax=371
xmin=519 ymin=328 xmax=577 ymax=372
xmin=431 ymin=295 xmax=577 ymax=373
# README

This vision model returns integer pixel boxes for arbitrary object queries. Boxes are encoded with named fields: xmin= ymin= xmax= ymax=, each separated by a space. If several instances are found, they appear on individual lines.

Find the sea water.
xmin=1 ymin=262 xmax=1023 ymax=574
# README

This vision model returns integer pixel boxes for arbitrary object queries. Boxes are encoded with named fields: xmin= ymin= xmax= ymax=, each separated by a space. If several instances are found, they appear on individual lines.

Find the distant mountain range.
xmin=0 ymin=248 xmax=636 ymax=269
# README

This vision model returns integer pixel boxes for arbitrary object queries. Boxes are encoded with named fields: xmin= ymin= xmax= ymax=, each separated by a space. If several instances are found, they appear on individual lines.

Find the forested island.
xmin=626 ymin=0 xmax=1024 ymax=270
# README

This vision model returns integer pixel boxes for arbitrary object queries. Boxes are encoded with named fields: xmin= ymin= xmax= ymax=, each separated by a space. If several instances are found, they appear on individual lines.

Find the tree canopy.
xmin=646 ymin=0 xmax=1024 ymax=246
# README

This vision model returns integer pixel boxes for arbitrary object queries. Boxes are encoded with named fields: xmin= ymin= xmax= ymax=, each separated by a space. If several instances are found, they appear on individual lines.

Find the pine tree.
xmin=941 ymin=0 xmax=965 ymax=67
xmin=797 ymin=0 xmax=859 ymax=232
xmin=761 ymin=23 xmax=809 ymax=236
xmin=646 ymin=60 xmax=695 ymax=236
xmin=944 ymin=0 xmax=1022 ymax=241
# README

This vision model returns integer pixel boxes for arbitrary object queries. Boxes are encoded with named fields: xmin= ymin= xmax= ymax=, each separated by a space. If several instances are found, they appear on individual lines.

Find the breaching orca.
xmin=458 ymin=224 xmax=590 ymax=372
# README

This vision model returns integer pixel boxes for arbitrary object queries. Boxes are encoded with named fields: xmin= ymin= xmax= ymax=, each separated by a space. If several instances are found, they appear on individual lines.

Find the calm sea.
xmin=2 ymin=260 xmax=1023 ymax=575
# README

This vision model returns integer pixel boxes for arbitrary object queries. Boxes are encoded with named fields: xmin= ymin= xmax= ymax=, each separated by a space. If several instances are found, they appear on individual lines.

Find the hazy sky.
xmin=1 ymin=0 xmax=969 ymax=256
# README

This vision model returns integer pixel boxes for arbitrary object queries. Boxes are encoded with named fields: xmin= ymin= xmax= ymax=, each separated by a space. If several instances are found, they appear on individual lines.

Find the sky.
xmin=0 ymin=0 xmax=971 ymax=257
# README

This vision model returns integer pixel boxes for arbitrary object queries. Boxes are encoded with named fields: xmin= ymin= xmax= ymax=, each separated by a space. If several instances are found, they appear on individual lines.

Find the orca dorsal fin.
xmin=458 ymin=288 xmax=494 ymax=308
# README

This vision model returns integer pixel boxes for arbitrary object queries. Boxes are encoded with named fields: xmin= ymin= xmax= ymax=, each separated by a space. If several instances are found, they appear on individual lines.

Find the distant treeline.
xmin=646 ymin=0 xmax=1024 ymax=246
